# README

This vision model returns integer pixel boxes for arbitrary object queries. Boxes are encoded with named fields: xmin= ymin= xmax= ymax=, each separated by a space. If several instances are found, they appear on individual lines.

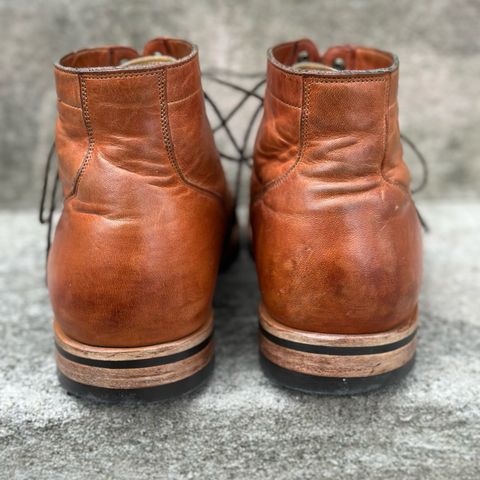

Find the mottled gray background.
xmin=1 ymin=2 xmax=480 ymax=479
xmin=0 ymin=0 xmax=479 ymax=208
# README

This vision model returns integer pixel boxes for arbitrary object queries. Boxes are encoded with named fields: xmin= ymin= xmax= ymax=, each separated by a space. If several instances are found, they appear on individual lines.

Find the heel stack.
xmin=259 ymin=305 xmax=417 ymax=395
xmin=54 ymin=318 xmax=214 ymax=401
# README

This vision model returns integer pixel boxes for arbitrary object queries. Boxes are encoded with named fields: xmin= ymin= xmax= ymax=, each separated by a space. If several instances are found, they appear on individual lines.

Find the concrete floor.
xmin=0 ymin=203 xmax=479 ymax=479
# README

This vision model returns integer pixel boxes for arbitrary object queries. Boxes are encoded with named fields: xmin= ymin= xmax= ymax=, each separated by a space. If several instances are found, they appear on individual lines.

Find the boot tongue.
xmin=286 ymin=40 xmax=345 ymax=71
xmin=292 ymin=61 xmax=337 ymax=72
xmin=119 ymin=54 xmax=176 ymax=68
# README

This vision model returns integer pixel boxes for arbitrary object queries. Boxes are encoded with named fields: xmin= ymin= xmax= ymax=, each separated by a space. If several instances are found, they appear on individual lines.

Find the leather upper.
xmin=251 ymin=39 xmax=422 ymax=335
xmin=49 ymin=38 xmax=232 ymax=347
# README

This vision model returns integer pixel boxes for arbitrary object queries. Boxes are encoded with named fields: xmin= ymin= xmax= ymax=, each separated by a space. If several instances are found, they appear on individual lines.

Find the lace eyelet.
xmin=332 ymin=57 xmax=346 ymax=70
xmin=296 ymin=50 xmax=310 ymax=62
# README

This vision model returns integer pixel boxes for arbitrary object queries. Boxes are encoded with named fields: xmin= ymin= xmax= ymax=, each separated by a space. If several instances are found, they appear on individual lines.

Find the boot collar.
xmin=268 ymin=39 xmax=398 ymax=77
xmin=55 ymin=37 xmax=197 ymax=74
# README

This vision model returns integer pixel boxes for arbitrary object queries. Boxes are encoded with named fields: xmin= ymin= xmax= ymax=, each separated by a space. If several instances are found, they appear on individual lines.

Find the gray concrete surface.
xmin=1 ymin=0 xmax=480 ymax=208
xmin=0 ymin=203 xmax=479 ymax=479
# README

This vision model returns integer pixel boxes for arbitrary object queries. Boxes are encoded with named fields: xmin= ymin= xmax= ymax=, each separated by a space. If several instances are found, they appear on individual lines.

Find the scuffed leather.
xmin=251 ymin=40 xmax=422 ymax=335
xmin=49 ymin=38 xmax=233 ymax=347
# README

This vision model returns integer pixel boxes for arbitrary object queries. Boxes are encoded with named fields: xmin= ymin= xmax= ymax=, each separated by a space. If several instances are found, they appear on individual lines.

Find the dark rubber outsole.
xmin=57 ymin=357 xmax=214 ymax=403
xmin=260 ymin=353 xmax=415 ymax=395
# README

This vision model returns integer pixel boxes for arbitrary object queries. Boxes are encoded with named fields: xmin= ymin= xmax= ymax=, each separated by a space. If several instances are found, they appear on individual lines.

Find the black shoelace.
xmin=203 ymin=72 xmax=266 ymax=200
xmin=39 ymin=141 xmax=59 ymax=259
xmin=39 ymin=71 xmax=429 ymax=260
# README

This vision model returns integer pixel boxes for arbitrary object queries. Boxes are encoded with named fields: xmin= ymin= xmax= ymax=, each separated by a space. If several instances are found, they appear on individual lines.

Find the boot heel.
xmin=259 ymin=305 xmax=417 ymax=395
xmin=54 ymin=318 xmax=214 ymax=401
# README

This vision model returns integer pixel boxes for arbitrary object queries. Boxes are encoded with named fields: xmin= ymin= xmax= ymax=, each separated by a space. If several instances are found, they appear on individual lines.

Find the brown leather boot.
xmin=251 ymin=39 xmax=422 ymax=394
xmin=49 ymin=37 xmax=237 ymax=400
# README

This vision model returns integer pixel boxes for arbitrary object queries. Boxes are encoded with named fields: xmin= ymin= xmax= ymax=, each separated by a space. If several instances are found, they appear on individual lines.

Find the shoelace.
xmin=39 ymin=71 xmax=429 ymax=259
xmin=203 ymin=72 xmax=266 ymax=200
xmin=38 ymin=141 xmax=59 ymax=259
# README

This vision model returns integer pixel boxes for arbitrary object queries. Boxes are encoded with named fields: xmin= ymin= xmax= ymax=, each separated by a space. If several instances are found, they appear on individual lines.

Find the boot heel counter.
xmin=47 ymin=202 xmax=223 ymax=348
xmin=255 ymin=189 xmax=422 ymax=335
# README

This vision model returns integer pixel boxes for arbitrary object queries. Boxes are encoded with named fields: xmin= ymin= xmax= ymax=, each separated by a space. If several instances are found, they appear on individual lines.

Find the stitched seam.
xmin=78 ymin=58 xmax=197 ymax=79
xmin=269 ymin=55 xmax=389 ymax=83
xmin=379 ymin=75 xmax=411 ymax=196
xmin=65 ymin=75 xmax=94 ymax=200
xmin=81 ymin=72 xmax=199 ymax=104
xmin=304 ymin=77 xmax=386 ymax=83
xmin=269 ymin=59 xmax=392 ymax=82
xmin=252 ymin=78 xmax=309 ymax=204
xmin=83 ymin=72 xmax=162 ymax=79
xmin=57 ymin=98 xmax=81 ymax=110
xmin=253 ymin=76 xmax=389 ymax=204
xmin=380 ymin=77 xmax=390 ymax=178
xmin=267 ymin=89 xmax=301 ymax=109
xmin=157 ymin=71 xmax=223 ymax=204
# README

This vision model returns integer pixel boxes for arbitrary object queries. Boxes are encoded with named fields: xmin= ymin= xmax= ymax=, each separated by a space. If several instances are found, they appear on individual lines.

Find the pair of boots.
xmin=46 ymin=37 xmax=422 ymax=400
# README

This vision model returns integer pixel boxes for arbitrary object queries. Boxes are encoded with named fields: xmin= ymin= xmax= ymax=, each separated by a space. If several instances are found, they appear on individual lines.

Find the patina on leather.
xmin=251 ymin=39 xmax=422 ymax=335
xmin=50 ymin=37 xmax=233 ymax=348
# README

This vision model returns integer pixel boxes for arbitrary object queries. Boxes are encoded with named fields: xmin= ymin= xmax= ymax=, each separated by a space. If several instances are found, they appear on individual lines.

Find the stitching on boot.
xmin=253 ymin=76 xmax=391 ymax=204
xmin=65 ymin=75 xmax=95 ymax=199
xmin=252 ymin=77 xmax=310 ymax=204
xmin=379 ymin=74 xmax=410 ymax=195
xmin=156 ymin=70 xmax=224 ymax=204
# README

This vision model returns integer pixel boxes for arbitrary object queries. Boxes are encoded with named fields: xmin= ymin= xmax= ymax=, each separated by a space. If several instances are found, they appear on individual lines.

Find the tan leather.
xmin=49 ymin=37 xmax=233 ymax=348
xmin=251 ymin=39 xmax=422 ymax=335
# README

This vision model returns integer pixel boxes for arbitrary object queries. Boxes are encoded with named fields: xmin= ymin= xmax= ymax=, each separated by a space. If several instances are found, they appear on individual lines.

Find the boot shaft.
xmin=253 ymin=39 xmax=410 ymax=207
xmin=54 ymin=37 xmax=228 ymax=204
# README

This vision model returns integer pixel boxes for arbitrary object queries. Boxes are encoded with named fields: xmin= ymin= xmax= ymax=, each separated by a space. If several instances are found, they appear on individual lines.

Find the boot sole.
xmin=259 ymin=304 xmax=417 ymax=395
xmin=54 ymin=317 xmax=214 ymax=402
